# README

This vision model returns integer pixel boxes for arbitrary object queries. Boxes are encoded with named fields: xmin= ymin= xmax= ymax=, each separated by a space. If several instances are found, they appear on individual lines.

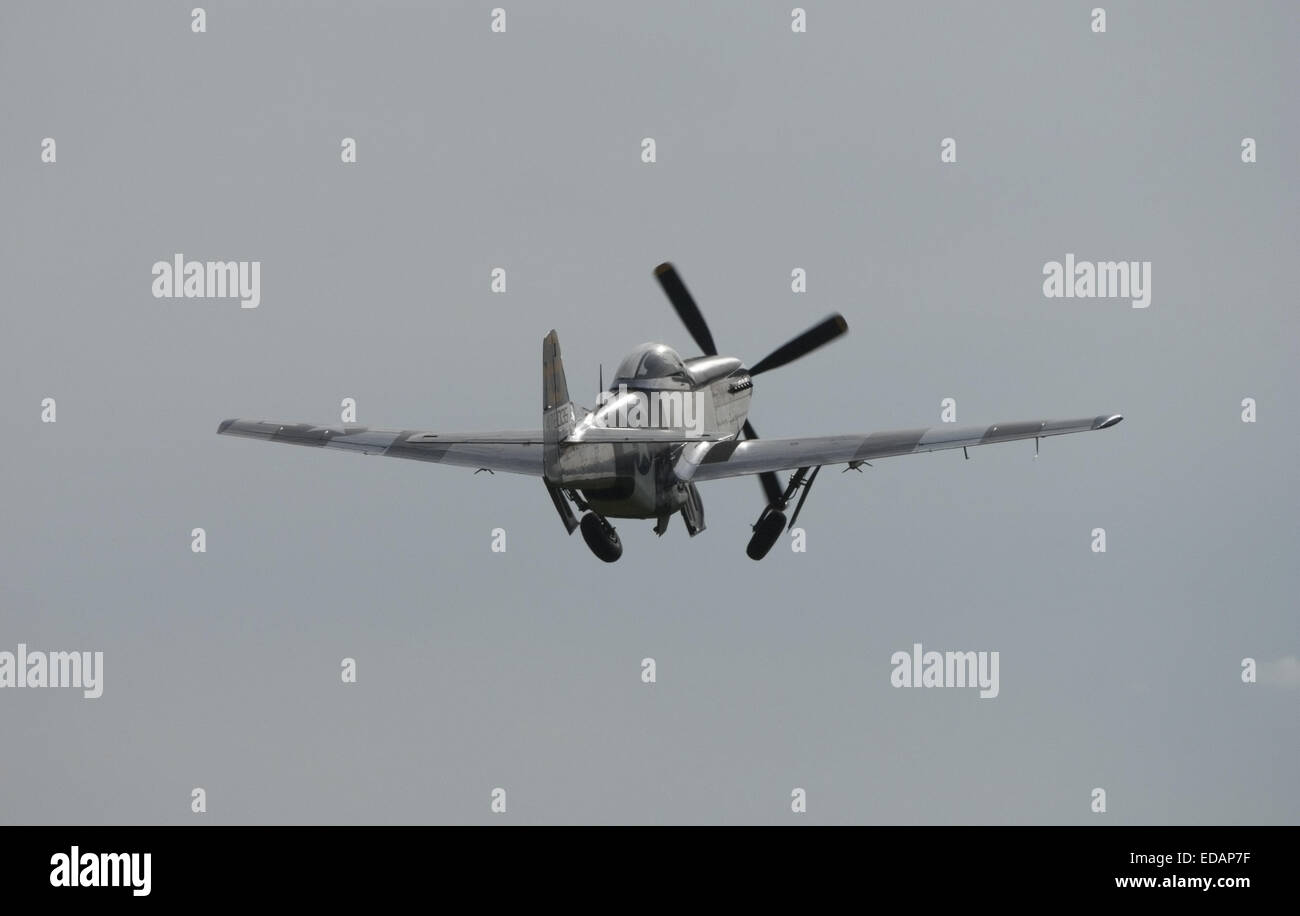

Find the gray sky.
xmin=1 ymin=0 xmax=1296 ymax=824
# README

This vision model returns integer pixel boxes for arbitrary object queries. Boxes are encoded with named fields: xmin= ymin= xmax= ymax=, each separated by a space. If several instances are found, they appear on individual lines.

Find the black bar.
xmin=1 ymin=826 xmax=1286 ymax=901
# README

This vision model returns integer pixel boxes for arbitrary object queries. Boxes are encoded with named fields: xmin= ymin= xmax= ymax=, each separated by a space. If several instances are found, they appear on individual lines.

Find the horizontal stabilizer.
xmin=569 ymin=428 xmax=720 ymax=444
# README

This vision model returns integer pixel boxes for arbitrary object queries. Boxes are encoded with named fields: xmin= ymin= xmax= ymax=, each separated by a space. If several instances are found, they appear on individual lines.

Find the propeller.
xmin=749 ymin=314 xmax=849 ymax=376
xmin=654 ymin=262 xmax=717 ymax=356
xmin=653 ymin=262 xmax=849 ymax=510
xmin=654 ymin=262 xmax=848 ymax=373
xmin=743 ymin=419 xmax=784 ymax=506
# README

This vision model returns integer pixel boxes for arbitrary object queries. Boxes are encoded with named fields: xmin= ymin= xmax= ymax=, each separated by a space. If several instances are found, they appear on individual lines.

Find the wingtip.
xmin=1093 ymin=414 xmax=1124 ymax=430
xmin=217 ymin=418 xmax=236 ymax=435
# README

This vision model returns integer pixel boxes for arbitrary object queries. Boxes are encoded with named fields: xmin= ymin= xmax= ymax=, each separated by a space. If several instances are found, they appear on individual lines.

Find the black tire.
xmin=580 ymin=513 xmax=623 ymax=563
xmin=746 ymin=510 xmax=786 ymax=560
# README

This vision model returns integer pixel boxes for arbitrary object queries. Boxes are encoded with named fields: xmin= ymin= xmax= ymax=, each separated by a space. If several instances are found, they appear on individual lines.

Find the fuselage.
xmin=555 ymin=343 xmax=752 ymax=519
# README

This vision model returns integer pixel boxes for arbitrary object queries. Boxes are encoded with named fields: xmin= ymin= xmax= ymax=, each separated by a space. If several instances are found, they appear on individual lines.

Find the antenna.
xmin=599 ymin=363 xmax=603 ymax=392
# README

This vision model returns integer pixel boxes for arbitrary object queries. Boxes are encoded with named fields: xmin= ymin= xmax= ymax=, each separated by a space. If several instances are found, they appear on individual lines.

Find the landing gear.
xmin=745 ymin=508 xmax=786 ymax=560
xmin=679 ymin=481 xmax=705 ymax=536
xmin=580 ymin=512 xmax=623 ymax=563
xmin=745 ymin=465 xmax=823 ymax=561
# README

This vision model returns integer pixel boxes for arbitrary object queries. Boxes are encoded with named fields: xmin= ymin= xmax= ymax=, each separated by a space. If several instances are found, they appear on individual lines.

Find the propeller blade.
xmin=743 ymin=420 xmax=784 ymax=506
xmin=654 ymin=262 xmax=717 ymax=356
xmin=748 ymin=313 xmax=848 ymax=376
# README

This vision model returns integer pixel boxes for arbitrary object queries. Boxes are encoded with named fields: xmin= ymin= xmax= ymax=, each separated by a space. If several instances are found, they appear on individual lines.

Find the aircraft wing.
xmin=217 ymin=419 xmax=544 ymax=476
xmin=676 ymin=414 xmax=1123 ymax=482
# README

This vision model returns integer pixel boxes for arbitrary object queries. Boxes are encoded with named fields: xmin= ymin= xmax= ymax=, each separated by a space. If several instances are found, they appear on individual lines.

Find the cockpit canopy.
xmin=612 ymin=343 xmax=689 ymax=389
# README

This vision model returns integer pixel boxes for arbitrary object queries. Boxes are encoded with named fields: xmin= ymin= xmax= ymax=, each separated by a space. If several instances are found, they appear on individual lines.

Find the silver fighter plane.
xmin=219 ymin=262 xmax=1123 ymax=562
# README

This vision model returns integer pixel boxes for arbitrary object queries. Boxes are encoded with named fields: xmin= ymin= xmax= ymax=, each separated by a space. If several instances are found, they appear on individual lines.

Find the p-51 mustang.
xmin=218 ymin=262 xmax=1122 ymax=562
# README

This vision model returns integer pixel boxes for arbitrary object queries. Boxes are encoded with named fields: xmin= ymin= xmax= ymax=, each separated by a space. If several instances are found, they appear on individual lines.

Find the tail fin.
xmin=542 ymin=330 xmax=575 ymax=480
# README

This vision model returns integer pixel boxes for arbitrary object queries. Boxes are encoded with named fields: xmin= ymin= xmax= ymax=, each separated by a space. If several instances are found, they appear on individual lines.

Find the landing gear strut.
xmin=746 ymin=465 xmax=822 ymax=560
xmin=580 ymin=512 xmax=623 ymax=563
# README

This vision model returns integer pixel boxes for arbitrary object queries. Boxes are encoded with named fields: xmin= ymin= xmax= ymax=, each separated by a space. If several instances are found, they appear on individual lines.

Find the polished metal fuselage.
xmin=554 ymin=355 xmax=752 ymax=519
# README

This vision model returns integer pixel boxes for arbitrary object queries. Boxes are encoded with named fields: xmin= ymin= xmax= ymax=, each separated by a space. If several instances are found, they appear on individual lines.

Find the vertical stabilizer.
xmin=542 ymin=330 xmax=575 ymax=482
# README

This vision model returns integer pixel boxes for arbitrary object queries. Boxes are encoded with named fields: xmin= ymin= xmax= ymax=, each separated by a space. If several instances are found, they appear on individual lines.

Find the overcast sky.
xmin=2 ymin=0 xmax=1296 ymax=824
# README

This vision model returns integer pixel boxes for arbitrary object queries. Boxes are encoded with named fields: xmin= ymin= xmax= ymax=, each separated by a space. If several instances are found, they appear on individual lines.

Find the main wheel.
xmin=746 ymin=510 xmax=786 ymax=560
xmin=580 ymin=513 xmax=623 ymax=563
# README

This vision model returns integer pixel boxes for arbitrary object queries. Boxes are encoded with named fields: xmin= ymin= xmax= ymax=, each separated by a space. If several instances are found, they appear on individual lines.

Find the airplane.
xmin=218 ymin=262 xmax=1123 ymax=562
